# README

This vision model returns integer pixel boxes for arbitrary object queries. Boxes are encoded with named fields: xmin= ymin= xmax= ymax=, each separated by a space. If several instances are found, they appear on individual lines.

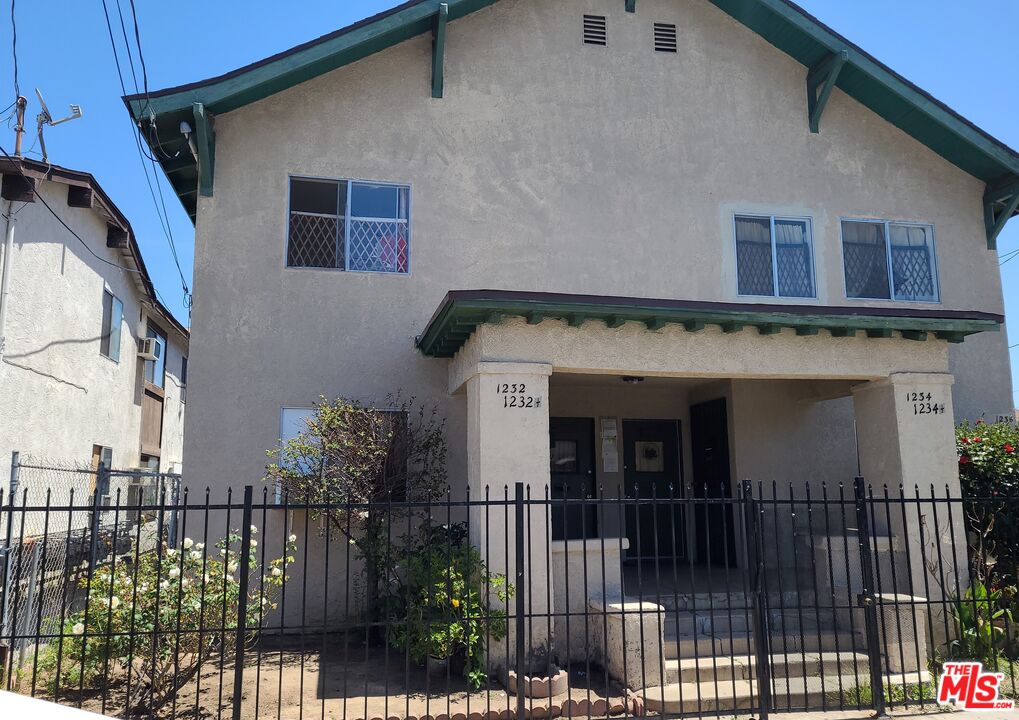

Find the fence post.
xmin=88 ymin=461 xmax=107 ymax=572
xmin=514 ymin=482 xmax=525 ymax=720
xmin=742 ymin=480 xmax=770 ymax=720
xmin=854 ymin=477 xmax=887 ymax=717
xmin=166 ymin=475 xmax=179 ymax=548
xmin=232 ymin=486 xmax=254 ymax=720
xmin=0 ymin=451 xmax=18 ymax=679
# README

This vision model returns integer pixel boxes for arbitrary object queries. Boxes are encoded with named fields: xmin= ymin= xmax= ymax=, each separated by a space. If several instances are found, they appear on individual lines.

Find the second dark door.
xmin=623 ymin=420 xmax=684 ymax=561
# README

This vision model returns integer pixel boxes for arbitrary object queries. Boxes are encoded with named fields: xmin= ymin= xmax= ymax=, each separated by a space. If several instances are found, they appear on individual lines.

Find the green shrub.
xmin=385 ymin=523 xmax=511 ymax=690
xmin=35 ymin=527 xmax=296 ymax=713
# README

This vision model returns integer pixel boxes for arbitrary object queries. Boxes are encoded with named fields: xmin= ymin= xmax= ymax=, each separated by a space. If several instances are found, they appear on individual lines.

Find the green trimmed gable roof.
xmin=126 ymin=0 xmax=1019 ymax=241
xmin=416 ymin=290 xmax=1002 ymax=357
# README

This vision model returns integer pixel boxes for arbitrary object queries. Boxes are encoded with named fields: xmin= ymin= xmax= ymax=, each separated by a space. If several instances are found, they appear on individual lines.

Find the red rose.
xmin=960 ymin=455 xmax=970 ymax=464
xmin=976 ymin=419 xmax=986 ymax=425
xmin=1006 ymin=444 xmax=1015 ymax=453
xmin=960 ymin=437 xmax=970 ymax=444
xmin=974 ymin=437 xmax=983 ymax=443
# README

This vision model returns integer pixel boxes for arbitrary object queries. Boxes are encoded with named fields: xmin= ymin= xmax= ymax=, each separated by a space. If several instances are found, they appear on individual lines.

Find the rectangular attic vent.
xmin=583 ymin=15 xmax=607 ymax=46
xmin=654 ymin=23 xmax=678 ymax=53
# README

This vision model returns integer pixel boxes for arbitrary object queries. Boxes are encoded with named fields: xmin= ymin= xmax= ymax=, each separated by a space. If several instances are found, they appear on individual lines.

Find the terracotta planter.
xmin=505 ymin=669 xmax=569 ymax=698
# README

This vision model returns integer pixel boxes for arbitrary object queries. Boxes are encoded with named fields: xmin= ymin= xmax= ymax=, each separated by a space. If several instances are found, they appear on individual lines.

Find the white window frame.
xmin=733 ymin=213 xmax=817 ymax=299
xmin=100 ymin=288 xmax=124 ymax=362
xmin=839 ymin=218 xmax=940 ymax=303
xmin=286 ymin=175 xmax=412 ymax=274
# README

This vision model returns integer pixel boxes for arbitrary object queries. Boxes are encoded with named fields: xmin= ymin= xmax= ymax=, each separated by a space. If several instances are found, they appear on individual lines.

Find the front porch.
xmin=424 ymin=290 xmax=985 ymax=707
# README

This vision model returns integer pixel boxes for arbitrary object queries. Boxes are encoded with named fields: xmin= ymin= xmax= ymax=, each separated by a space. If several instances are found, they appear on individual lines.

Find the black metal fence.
xmin=0 ymin=474 xmax=1016 ymax=720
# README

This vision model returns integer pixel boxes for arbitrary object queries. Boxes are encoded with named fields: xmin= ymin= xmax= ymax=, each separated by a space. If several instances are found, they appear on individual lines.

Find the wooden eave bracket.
xmin=807 ymin=49 xmax=848 ymax=134
xmin=984 ymin=175 xmax=1019 ymax=250
xmin=192 ymin=102 xmax=215 ymax=198
xmin=432 ymin=3 xmax=448 ymax=99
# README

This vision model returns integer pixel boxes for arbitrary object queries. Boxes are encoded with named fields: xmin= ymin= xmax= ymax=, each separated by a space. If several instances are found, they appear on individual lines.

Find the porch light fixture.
xmin=621 ymin=376 xmax=645 ymax=384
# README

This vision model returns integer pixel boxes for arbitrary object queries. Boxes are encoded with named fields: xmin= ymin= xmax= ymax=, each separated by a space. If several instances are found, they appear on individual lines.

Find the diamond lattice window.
xmin=842 ymin=220 xmax=938 ymax=302
xmin=287 ymin=177 xmax=409 ymax=273
xmin=735 ymin=214 xmax=815 ymax=298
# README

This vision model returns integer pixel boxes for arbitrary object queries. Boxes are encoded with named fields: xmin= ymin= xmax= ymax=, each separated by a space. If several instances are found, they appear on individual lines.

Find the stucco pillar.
xmin=852 ymin=372 xmax=963 ymax=653
xmin=465 ymin=361 xmax=553 ymax=673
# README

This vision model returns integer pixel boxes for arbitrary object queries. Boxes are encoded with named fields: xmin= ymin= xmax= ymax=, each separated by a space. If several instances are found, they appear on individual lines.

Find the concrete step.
xmin=643 ymin=670 xmax=933 ymax=714
xmin=663 ymin=651 xmax=871 ymax=684
xmin=663 ymin=630 xmax=865 ymax=660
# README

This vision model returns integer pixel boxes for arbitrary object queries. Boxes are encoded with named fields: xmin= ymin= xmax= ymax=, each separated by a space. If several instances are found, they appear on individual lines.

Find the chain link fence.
xmin=0 ymin=454 xmax=180 ymax=679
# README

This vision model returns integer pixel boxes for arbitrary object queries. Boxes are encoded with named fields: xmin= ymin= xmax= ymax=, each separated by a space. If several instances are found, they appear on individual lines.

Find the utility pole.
xmin=12 ymin=96 xmax=27 ymax=157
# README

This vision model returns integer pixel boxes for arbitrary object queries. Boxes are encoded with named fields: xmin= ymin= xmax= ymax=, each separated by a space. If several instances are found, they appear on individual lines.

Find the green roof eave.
xmin=128 ymin=0 xmax=1019 ymax=231
xmin=415 ymin=290 xmax=1002 ymax=358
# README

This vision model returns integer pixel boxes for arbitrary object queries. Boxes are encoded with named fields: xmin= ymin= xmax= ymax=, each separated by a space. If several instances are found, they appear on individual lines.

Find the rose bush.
xmin=36 ymin=526 xmax=296 ymax=713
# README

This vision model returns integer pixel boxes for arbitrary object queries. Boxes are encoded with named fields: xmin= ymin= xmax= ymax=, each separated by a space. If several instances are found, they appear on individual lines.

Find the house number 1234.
xmin=496 ymin=383 xmax=542 ymax=409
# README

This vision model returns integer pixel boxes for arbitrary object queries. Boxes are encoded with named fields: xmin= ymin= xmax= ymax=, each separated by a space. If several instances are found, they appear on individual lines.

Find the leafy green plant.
xmin=951 ymin=581 xmax=1013 ymax=665
xmin=385 ymin=523 xmax=512 ymax=689
xmin=34 ymin=527 xmax=296 ymax=713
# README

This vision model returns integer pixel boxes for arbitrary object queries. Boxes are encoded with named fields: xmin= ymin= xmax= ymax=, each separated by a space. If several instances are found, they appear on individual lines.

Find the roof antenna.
xmin=34 ymin=87 xmax=83 ymax=163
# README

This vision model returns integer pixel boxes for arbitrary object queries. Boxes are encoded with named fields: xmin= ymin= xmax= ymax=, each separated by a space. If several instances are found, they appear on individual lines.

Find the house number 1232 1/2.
xmin=496 ymin=383 xmax=542 ymax=409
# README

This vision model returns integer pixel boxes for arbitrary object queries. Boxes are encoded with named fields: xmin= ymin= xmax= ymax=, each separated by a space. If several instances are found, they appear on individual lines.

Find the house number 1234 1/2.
xmin=906 ymin=392 xmax=945 ymax=416
xmin=496 ymin=383 xmax=542 ymax=409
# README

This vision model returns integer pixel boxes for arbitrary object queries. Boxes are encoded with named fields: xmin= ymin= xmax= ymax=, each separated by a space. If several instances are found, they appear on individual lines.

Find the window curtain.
xmin=735 ymin=216 xmax=774 ymax=296
xmin=774 ymin=219 xmax=813 ymax=297
xmin=842 ymin=221 xmax=890 ymax=299
xmin=889 ymin=224 xmax=936 ymax=301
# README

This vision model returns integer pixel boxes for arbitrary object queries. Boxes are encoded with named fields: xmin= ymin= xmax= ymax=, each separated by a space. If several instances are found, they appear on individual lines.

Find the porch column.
xmin=465 ymin=361 xmax=553 ymax=673
xmin=851 ymin=372 xmax=963 ymax=648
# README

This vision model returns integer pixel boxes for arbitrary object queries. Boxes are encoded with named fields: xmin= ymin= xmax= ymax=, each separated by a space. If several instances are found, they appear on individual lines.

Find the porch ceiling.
xmin=416 ymin=290 xmax=1002 ymax=358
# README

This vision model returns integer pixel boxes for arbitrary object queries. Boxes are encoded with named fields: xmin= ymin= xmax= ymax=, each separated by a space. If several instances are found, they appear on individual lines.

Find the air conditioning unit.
xmin=138 ymin=337 xmax=160 ymax=360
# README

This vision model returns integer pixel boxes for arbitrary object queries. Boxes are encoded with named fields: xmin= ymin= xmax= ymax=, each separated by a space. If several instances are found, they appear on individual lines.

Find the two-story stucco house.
xmin=0 ymin=155 xmax=190 ymax=488
xmin=127 ymin=0 xmax=1019 ymax=701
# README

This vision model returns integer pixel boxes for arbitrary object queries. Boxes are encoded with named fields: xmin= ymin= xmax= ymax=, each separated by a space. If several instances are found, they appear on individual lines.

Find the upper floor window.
xmin=180 ymin=356 xmax=188 ymax=403
xmin=734 ymin=214 xmax=815 ymax=298
xmin=841 ymin=219 xmax=938 ymax=302
xmin=100 ymin=289 xmax=123 ymax=362
xmin=144 ymin=322 xmax=167 ymax=388
xmin=287 ymin=177 xmax=410 ymax=273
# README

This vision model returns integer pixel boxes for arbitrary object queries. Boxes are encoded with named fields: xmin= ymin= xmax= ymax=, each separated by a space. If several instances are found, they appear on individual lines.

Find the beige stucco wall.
xmin=186 ymin=0 xmax=1008 ymax=491
xmin=0 ymin=178 xmax=188 ymax=491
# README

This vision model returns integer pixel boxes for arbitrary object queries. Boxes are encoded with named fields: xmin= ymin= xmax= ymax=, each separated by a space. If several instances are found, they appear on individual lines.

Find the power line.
xmin=0 ymin=144 xmax=142 ymax=274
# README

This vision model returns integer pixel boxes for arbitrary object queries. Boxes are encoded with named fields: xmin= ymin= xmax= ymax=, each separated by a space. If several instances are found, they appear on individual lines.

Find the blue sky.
xmin=4 ymin=1 xmax=1019 ymax=398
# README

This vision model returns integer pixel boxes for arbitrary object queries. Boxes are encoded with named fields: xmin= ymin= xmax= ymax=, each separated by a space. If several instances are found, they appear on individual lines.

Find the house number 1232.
xmin=906 ymin=392 xmax=944 ymax=416
xmin=496 ymin=383 xmax=542 ymax=409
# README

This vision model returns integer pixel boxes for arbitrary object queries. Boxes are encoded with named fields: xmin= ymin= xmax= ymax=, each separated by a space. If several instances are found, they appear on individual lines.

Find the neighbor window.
xmin=180 ymin=356 xmax=188 ymax=403
xmin=144 ymin=323 xmax=167 ymax=388
xmin=734 ymin=214 xmax=815 ymax=298
xmin=100 ymin=289 xmax=123 ymax=361
xmin=841 ymin=220 xmax=938 ymax=302
xmin=287 ymin=177 xmax=410 ymax=273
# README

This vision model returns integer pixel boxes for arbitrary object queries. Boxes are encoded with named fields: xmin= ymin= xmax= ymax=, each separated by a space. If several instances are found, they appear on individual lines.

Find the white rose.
xmin=288 ymin=534 xmax=297 ymax=543
xmin=250 ymin=539 xmax=257 ymax=548
xmin=203 ymin=573 xmax=210 ymax=583
xmin=250 ymin=525 xmax=258 ymax=535
xmin=109 ymin=596 xmax=120 ymax=610
xmin=183 ymin=538 xmax=194 ymax=550
xmin=160 ymin=580 xmax=169 ymax=590
xmin=195 ymin=543 xmax=205 ymax=551
xmin=227 ymin=563 xmax=238 ymax=574
xmin=168 ymin=567 xmax=180 ymax=578
xmin=181 ymin=578 xmax=190 ymax=588
xmin=72 ymin=623 xmax=85 ymax=635
xmin=166 ymin=549 xmax=177 ymax=557
xmin=190 ymin=551 xmax=202 ymax=561
xmin=271 ymin=567 xmax=282 ymax=578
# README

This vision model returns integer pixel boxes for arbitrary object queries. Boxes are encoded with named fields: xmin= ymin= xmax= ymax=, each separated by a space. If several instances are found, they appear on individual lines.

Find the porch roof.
xmin=415 ymin=290 xmax=1002 ymax=358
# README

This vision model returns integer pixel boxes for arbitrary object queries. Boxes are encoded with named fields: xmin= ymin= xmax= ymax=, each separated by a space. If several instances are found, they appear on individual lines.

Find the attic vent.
xmin=653 ymin=23 xmax=678 ymax=53
xmin=583 ymin=15 xmax=607 ymax=46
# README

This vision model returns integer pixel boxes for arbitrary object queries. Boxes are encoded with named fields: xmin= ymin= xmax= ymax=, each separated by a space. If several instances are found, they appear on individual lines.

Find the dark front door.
xmin=549 ymin=417 xmax=597 ymax=540
xmin=623 ymin=420 xmax=684 ymax=561
xmin=690 ymin=398 xmax=737 ymax=567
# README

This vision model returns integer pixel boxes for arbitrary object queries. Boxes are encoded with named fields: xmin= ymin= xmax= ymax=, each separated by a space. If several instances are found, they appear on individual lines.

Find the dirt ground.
xmin=41 ymin=644 xmax=630 ymax=720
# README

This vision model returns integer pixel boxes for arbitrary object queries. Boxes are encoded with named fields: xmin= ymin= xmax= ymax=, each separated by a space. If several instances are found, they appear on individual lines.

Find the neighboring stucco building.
xmin=0 ymin=156 xmax=190 ymax=487
xmin=128 ymin=0 xmax=1019 ymax=690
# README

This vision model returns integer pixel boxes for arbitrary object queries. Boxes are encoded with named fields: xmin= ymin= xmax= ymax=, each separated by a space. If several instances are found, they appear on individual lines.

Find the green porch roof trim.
xmin=127 ymin=0 xmax=1019 ymax=236
xmin=416 ymin=290 xmax=1002 ymax=358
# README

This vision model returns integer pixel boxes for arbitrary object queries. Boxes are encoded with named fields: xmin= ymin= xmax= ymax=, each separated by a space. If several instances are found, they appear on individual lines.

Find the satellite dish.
xmin=34 ymin=87 xmax=83 ymax=162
